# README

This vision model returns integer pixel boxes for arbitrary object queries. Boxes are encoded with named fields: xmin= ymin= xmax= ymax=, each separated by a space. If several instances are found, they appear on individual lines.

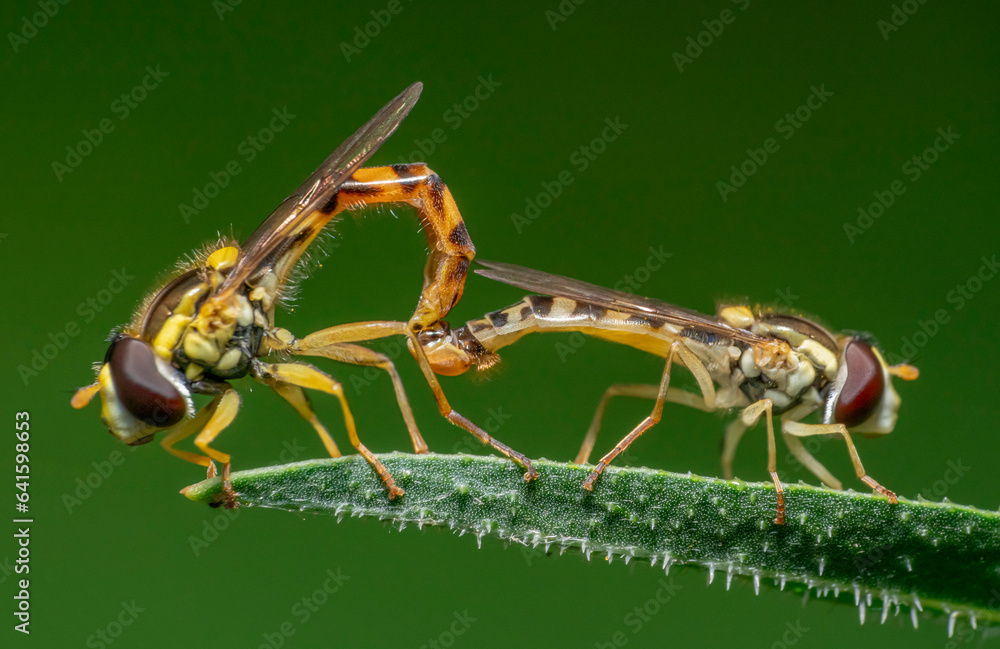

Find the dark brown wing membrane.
xmin=475 ymin=260 xmax=766 ymax=344
xmin=217 ymin=82 xmax=423 ymax=297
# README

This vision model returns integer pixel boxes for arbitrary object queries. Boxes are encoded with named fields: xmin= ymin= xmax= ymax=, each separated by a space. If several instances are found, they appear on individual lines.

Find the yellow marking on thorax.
xmin=719 ymin=305 xmax=754 ymax=328
xmin=151 ymin=283 xmax=209 ymax=360
xmin=248 ymin=271 xmax=279 ymax=311
xmin=207 ymin=246 xmax=239 ymax=274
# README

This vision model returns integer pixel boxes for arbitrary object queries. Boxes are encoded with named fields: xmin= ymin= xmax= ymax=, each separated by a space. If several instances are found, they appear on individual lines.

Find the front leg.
xmin=782 ymin=420 xmax=897 ymax=503
xmin=779 ymin=403 xmax=843 ymax=490
xmin=160 ymin=388 xmax=242 ymax=509
xmin=722 ymin=402 xmax=844 ymax=491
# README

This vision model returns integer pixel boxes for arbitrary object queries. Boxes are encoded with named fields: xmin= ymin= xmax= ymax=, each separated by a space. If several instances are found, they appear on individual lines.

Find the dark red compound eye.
xmin=107 ymin=337 xmax=186 ymax=430
xmin=834 ymin=340 xmax=884 ymax=428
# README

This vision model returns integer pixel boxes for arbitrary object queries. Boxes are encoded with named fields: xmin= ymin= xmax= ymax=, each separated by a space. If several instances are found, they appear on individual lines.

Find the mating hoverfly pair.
xmin=73 ymin=83 xmax=918 ymax=523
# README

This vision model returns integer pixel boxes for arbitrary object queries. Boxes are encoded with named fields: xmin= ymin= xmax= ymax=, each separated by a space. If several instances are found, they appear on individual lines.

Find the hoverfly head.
xmin=822 ymin=336 xmax=918 ymax=435
xmin=72 ymin=334 xmax=192 ymax=445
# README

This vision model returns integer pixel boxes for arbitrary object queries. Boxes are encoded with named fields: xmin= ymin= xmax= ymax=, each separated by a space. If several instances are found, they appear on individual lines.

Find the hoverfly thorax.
xmin=725 ymin=310 xmax=838 ymax=414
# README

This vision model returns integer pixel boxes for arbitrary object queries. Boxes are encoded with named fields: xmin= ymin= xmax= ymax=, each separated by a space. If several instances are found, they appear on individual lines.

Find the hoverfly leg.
xmin=579 ymin=385 xmax=712 ymax=466
xmin=578 ymin=385 xmax=660 ymax=465
xmin=288 ymin=321 xmax=428 ymax=454
xmin=264 ymin=327 xmax=297 ymax=351
xmin=405 ymin=329 xmax=539 ymax=481
xmin=774 ymin=405 xmax=845 ymax=492
xmin=191 ymin=389 xmax=241 ymax=509
xmin=732 ymin=404 xmax=844 ymax=491
xmin=721 ymin=418 xmax=748 ymax=481
xmin=781 ymin=434 xmax=843 ymax=490
xmin=573 ymin=383 xmax=712 ymax=464
xmin=262 ymin=379 xmax=342 ymax=457
xmin=253 ymin=360 xmax=404 ymax=499
xmin=740 ymin=398 xmax=785 ymax=525
xmin=861 ymin=476 xmax=897 ymax=503
xmin=582 ymin=343 xmax=679 ymax=491
xmin=161 ymin=390 xmax=241 ymax=509
xmin=783 ymin=421 xmax=897 ymax=504
xmin=217 ymin=461 xmax=236 ymax=510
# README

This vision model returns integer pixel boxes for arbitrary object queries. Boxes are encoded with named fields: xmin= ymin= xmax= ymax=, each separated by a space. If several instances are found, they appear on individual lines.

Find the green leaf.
xmin=183 ymin=453 xmax=1000 ymax=630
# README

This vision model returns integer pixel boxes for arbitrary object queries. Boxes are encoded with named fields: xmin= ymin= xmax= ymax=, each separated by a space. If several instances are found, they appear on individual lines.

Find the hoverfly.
xmin=71 ymin=83 xmax=536 ymax=507
xmin=409 ymin=260 xmax=919 ymax=525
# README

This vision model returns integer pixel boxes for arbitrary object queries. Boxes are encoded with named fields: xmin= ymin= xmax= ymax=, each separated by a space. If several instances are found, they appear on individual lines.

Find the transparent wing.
xmin=475 ymin=260 xmax=766 ymax=344
xmin=217 ymin=82 xmax=423 ymax=296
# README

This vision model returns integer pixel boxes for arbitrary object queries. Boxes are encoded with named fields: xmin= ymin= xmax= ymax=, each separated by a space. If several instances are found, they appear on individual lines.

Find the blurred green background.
xmin=3 ymin=1 xmax=999 ymax=646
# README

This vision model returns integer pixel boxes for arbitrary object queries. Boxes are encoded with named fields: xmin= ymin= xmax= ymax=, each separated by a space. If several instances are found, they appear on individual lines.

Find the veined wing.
xmin=475 ymin=260 xmax=767 ymax=345
xmin=216 ymin=82 xmax=423 ymax=297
